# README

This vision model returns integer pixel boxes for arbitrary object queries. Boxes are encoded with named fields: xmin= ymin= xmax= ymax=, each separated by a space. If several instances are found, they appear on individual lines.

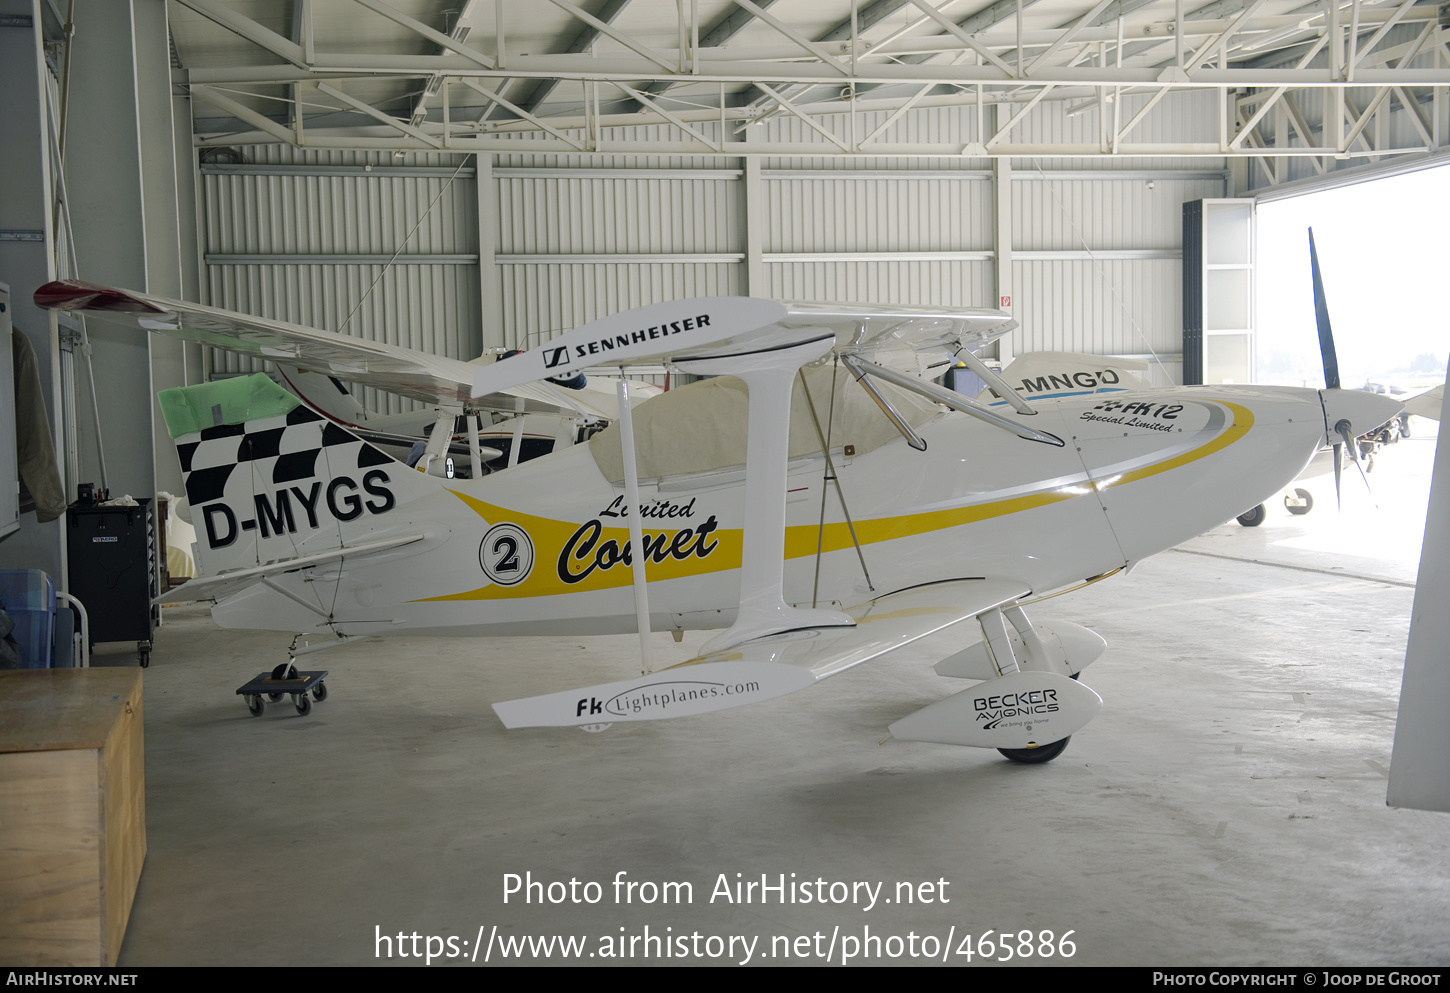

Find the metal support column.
xmin=63 ymin=0 xmax=166 ymax=501
xmin=743 ymin=155 xmax=765 ymax=297
xmin=0 ymin=0 xmax=66 ymax=581
xmin=477 ymin=152 xmax=504 ymax=351
xmin=134 ymin=0 xmax=187 ymax=498
xmin=993 ymin=147 xmax=1013 ymax=366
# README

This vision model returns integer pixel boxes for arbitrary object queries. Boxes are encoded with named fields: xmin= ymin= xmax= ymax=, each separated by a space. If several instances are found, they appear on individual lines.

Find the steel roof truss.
xmin=612 ymin=82 xmax=725 ymax=151
xmin=317 ymin=82 xmax=442 ymax=148
xmin=351 ymin=0 xmax=494 ymax=70
xmin=1027 ymin=0 xmax=1115 ymax=75
xmin=730 ymin=0 xmax=850 ymax=74
xmin=754 ymin=82 xmax=851 ymax=149
xmin=174 ymin=0 xmax=306 ymax=67
xmin=903 ymin=0 xmax=1019 ymax=76
xmin=545 ymin=0 xmax=674 ymax=71
xmin=458 ymin=78 xmax=587 ymax=150
xmin=1393 ymin=85 xmax=1434 ymax=147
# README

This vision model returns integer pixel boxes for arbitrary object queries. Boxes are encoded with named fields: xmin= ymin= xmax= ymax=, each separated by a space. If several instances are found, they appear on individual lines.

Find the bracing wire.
xmin=340 ymin=156 xmax=472 ymax=334
xmin=1033 ymin=158 xmax=1171 ymax=385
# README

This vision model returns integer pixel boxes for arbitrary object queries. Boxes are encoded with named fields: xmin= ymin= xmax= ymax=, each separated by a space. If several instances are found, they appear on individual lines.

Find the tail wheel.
xmin=999 ymin=736 xmax=1071 ymax=764
xmin=1285 ymin=488 xmax=1313 ymax=516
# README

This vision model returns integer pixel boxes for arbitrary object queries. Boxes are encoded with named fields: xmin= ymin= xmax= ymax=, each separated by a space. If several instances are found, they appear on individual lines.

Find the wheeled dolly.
xmin=237 ymin=664 xmax=330 ymax=717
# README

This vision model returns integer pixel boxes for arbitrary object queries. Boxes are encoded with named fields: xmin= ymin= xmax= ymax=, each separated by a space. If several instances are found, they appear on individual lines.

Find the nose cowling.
xmin=1319 ymin=388 xmax=1404 ymax=446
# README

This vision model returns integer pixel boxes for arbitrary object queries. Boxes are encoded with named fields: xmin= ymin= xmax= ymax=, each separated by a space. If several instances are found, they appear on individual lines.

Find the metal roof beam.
xmin=184 ymin=59 xmax=1450 ymax=87
xmin=191 ymin=84 xmax=299 ymax=143
xmin=350 ymin=0 xmax=493 ymax=68
xmin=193 ymin=122 xmax=1430 ymax=157
xmin=513 ymin=0 xmax=633 ymax=117
xmin=729 ymin=0 xmax=850 ymax=73
xmin=544 ymin=0 xmax=673 ymax=69
xmin=173 ymin=0 xmax=305 ymax=66
xmin=317 ymin=82 xmax=442 ymax=147
xmin=610 ymin=81 xmax=725 ymax=150
xmin=459 ymin=78 xmax=588 ymax=149
xmin=1027 ymin=0 xmax=1116 ymax=75
xmin=753 ymin=82 xmax=851 ymax=148
xmin=1350 ymin=0 xmax=1417 ymax=75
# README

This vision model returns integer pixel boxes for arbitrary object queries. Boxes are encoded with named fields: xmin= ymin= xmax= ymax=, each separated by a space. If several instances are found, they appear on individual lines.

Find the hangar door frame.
xmin=1182 ymin=198 xmax=1254 ymax=387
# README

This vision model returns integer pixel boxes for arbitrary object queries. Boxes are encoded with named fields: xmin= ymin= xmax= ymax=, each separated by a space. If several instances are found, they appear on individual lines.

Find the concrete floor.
xmin=99 ymin=432 xmax=1450 ymax=967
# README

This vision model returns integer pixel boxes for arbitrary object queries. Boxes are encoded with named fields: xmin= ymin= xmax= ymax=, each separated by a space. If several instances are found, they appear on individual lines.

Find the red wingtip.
xmin=33 ymin=279 xmax=167 ymax=314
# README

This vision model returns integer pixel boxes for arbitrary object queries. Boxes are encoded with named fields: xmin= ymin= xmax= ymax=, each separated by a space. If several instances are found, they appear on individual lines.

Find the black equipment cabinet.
xmin=67 ymin=499 xmax=158 ymax=666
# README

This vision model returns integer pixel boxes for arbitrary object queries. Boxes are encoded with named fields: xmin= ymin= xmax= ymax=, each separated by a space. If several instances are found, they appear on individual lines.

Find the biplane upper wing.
xmin=33 ymin=279 xmax=596 ymax=416
xmin=782 ymin=302 xmax=1017 ymax=378
xmin=492 ymin=579 xmax=1029 ymax=729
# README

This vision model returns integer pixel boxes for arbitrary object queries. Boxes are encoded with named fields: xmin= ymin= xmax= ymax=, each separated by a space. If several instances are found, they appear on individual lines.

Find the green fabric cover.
xmin=158 ymin=374 xmax=300 ymax=439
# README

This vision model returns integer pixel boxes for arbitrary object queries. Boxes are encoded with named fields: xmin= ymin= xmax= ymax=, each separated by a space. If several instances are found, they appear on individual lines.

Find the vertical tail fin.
xmin=159 ymin=374 xmax=438 ymax=577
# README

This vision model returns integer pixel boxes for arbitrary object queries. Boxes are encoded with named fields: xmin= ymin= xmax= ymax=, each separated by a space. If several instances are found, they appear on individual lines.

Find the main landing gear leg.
xmin=991 ymin=606 xmax=1075 ymax=764
xmin=891 ymin=605 xmax=1105 ymax=758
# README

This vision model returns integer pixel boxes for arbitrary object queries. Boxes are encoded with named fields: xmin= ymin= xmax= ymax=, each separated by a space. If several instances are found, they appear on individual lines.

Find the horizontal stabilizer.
xmin=160 ymin=533 xmax=424 ymax=605
xmin=494 ymin=578 xmax=1029 ymax=729
xmin=1402 ymin=384 xmax=1444 ymax=421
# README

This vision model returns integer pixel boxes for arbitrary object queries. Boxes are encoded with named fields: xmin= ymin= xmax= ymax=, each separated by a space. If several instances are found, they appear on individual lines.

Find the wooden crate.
xmin=0 ymin=668 xmax=146 ymax=966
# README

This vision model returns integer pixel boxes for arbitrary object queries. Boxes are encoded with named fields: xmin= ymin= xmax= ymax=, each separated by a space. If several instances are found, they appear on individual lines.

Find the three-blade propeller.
xmin=1311 ymin=228 xmax=1378 ymax=511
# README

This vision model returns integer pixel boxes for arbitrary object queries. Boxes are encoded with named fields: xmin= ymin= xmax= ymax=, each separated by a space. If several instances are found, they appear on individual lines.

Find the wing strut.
xmin=841 ymin=355 xmax=1065 ymax=447
xmin=797 ymin=365 xmax=874 ymax=602
xmin=949 ymin=346 xmax=1037 ymax=415
xmin=675 ymin=329 xmax=856 ymax=654
xmin=616 ymin=376 xmax=654 ymax=675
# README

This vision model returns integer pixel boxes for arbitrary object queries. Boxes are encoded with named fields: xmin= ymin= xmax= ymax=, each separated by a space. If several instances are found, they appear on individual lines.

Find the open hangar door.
xmin=1249 ymin=160 xmax=1450 ymax=816
xmin=1183 ymin=164 xmax=1450 ymax=815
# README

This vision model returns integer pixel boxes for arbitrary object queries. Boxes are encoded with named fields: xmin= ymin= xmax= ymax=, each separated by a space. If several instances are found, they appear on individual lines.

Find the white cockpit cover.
xmin=589 ymin=365 xmax=941 ymax=483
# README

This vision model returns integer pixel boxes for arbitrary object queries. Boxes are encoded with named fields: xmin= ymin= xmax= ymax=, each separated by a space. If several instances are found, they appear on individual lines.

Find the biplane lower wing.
xmin=492 ymin=579 xmax=1030 ymax=729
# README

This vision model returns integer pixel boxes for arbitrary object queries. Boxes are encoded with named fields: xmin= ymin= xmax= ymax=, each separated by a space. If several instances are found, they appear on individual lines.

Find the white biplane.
xmin=35 ymin=268 xmax=1401 ymax=763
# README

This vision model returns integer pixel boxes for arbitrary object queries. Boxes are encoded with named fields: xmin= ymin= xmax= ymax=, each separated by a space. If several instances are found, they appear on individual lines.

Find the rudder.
xmin=159 ymin=374 xmax=438 ymax=577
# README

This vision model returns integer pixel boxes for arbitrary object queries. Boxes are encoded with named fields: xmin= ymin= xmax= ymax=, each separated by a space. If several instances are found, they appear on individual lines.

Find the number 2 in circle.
xmin=480 ymin=523 xmax=534 ymax=586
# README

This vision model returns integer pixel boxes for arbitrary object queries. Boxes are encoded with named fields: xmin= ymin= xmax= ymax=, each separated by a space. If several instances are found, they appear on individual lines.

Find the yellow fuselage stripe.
xmin=416 ymin=401 xmax=1253 ymax=602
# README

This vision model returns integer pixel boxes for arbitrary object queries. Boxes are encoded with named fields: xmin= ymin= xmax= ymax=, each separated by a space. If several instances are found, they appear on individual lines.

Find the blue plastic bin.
xmin=0 ymin=569 xmax=56 ymax=668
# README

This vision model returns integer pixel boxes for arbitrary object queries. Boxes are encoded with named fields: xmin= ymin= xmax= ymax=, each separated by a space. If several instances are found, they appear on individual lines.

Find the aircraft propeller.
xmin=1311 ymin=228 xmax=1381 ymax=511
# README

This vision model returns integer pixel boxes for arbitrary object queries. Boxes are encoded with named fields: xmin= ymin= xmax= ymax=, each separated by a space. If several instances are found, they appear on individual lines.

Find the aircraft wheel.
xmin=1236 ymin=504 xmax=1267 ymax=527
xmin=246 ymin=695 xmax=265 ymax=717
xmin=1285 ymin=488 xmax=1313 ymax=516
xmin=1400 ymin=418 xmax=1411 ymax=439
xmin=294 ymin=693 xmax=312 ymax=717
xmin=312 ymin=680 xmax=328 ymax=702
xmin=999 ymin=737 xmax=1071 ymax=764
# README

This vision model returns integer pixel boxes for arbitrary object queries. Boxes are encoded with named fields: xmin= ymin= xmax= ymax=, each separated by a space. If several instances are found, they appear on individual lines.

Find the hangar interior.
xmin=1 ymin=0 xmax=1448 ymax=968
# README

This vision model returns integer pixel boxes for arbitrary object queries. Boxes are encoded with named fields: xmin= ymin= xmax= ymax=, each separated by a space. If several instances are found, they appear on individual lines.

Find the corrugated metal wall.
xmin=198 ymin=96 xmax=1226 ymax=412
xmin=201 ymin=147 xmax=480 ymax=414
